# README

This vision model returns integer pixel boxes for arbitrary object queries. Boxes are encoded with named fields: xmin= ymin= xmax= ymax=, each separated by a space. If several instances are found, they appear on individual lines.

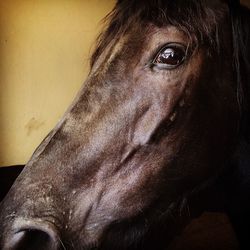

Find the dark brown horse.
xmin=1 ymin=0 xmax=250 ymax=249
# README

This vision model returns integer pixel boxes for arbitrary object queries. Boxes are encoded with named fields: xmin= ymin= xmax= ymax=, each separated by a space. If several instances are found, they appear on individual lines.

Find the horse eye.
xmin=153 ymin=44 xmax=186 ymax=69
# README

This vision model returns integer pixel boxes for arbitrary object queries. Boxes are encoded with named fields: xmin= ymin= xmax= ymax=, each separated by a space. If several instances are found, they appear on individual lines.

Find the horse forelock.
xmin=90 ymin=0 xmax=232 ymax=69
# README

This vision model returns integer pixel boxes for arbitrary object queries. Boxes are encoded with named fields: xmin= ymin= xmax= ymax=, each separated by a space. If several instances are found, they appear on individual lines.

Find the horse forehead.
xmin=90 ymin=35 xmax=129 ymax=77
xmin=120 ymin=25 xmax=189 ymax=51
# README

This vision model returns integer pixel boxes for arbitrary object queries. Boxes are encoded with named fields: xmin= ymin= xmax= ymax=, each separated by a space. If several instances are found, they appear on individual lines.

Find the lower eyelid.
xmin=152 ymin=63 xmax=180 ymax=70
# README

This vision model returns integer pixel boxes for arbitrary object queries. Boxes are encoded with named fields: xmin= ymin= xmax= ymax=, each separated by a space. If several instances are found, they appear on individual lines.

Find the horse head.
xmin=0 ymin=0 xmax=249 ymax=249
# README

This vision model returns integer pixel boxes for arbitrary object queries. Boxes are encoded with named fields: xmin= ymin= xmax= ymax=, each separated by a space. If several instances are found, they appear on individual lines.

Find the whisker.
xmin=58 ymin=236 xmax=67 ymax=250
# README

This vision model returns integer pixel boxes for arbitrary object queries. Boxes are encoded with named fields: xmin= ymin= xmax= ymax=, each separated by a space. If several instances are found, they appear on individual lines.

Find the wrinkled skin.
xmin=0 ymin=1 xmax=239 ymax=250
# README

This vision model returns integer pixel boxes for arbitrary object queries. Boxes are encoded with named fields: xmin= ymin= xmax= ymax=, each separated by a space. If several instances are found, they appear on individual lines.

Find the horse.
xmin=0 ymin=0 xmax=250 ymax=249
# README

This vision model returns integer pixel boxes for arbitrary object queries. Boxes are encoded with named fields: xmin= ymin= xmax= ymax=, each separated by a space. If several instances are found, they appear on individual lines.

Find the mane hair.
xmin=90 ymin=0 xmax=229 ymax=68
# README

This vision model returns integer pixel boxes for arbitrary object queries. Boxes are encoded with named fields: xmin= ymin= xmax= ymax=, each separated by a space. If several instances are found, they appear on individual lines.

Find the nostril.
xmin=8 ymin=230 xmax=57 ymax=250
xmin=4 ymin=220 xmax=60 ymax=250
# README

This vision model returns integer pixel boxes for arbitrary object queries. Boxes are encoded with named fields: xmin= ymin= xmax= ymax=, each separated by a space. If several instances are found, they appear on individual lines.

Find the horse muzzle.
xmin=1 ymin=218 xmax=60 ymax=250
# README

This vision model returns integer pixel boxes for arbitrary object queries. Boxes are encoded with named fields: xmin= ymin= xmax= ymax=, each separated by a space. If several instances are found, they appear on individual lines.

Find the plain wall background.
xmin=0 ymin=0 xmax=115 ymax=166
xmin=0 ymin=0 xmax=249 ymax=166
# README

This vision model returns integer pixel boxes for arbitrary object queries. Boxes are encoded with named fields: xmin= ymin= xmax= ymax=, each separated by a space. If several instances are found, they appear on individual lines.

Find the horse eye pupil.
xmin=155 ymin=46 xmax=185 ymax=67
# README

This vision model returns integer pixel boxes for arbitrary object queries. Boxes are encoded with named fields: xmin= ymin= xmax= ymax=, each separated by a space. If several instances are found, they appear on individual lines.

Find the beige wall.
xmin=0 ymin=0 xmax=115 ymax=166
xmin=0 ymin=0 xmax=250 ymax=166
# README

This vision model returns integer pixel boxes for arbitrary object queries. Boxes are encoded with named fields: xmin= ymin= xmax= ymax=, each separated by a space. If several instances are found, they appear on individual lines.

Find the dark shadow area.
xmin=0 ymin=165 xmax=24 ymax=202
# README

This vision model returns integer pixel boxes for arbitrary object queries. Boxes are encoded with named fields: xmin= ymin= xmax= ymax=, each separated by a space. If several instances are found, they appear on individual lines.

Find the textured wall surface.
xmin=0 ymin=0 xmax=249 ymax=166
